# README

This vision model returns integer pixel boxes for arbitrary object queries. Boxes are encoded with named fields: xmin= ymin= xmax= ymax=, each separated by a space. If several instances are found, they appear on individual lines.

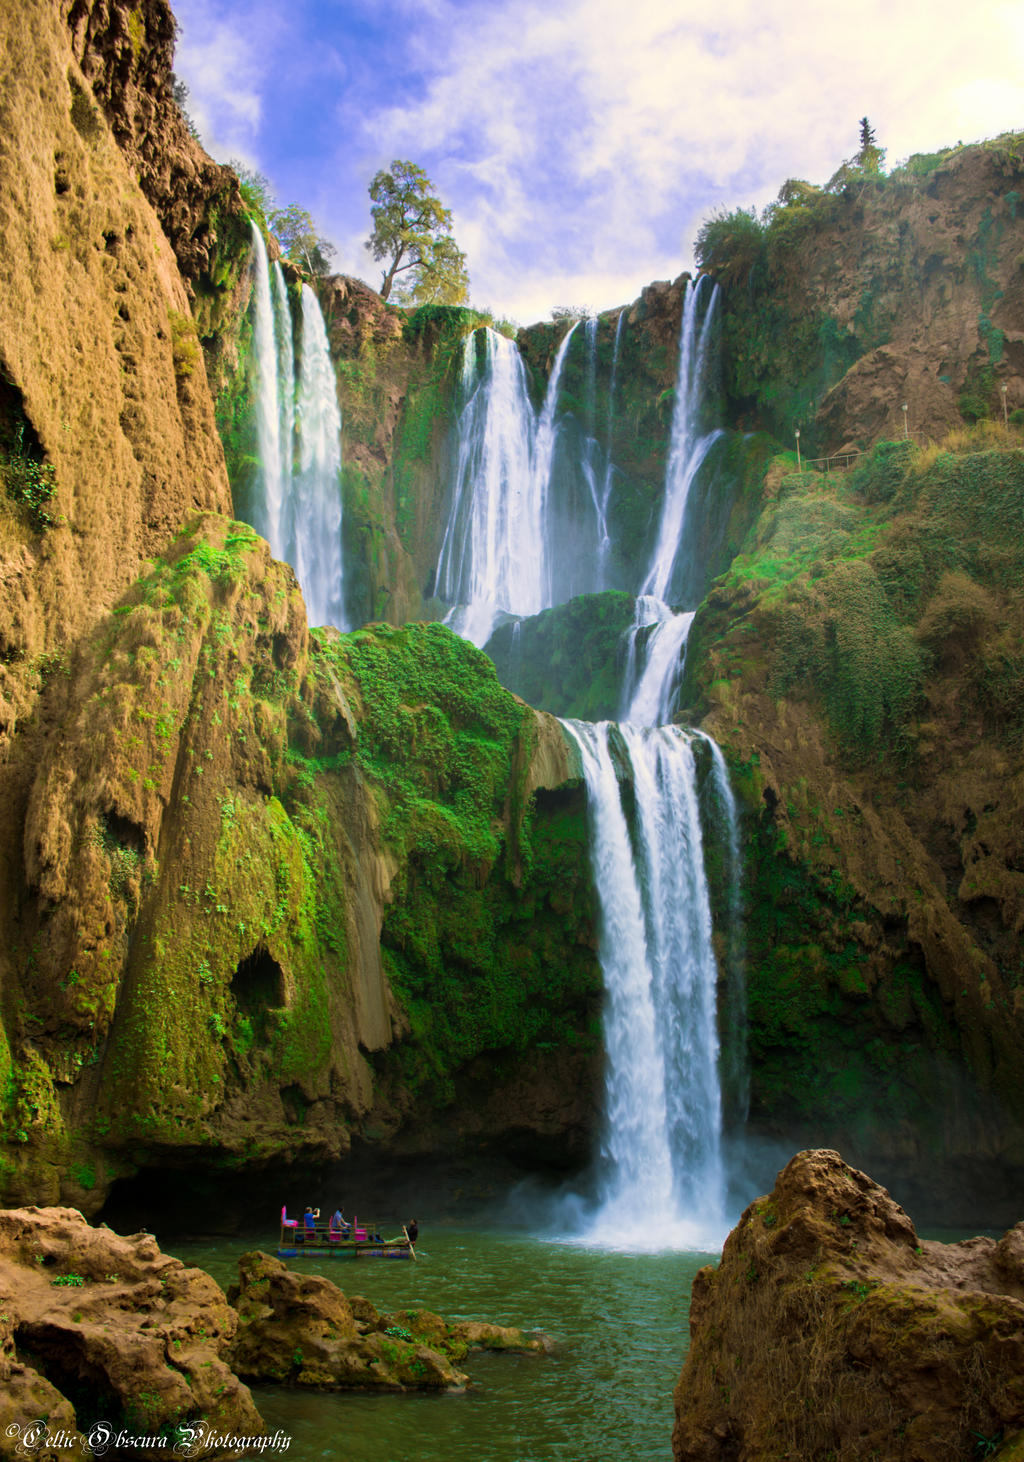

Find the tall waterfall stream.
xmin=431 ymin=277 xmax=742 ymax=1247
xmin=244 ymin=244 xmax=742 ymax=1249
xmin=248 ymin=223 xmax=347 ymax=629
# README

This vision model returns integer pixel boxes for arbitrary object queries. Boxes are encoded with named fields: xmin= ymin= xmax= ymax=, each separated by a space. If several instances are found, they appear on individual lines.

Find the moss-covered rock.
xmin=674 ymin=1150 xmax=1024 ymax=1462
xmin=699 ymin=134 xmax=1024 ymax=451
xmin=683 ymin=435 xmax=1024 ymax=1220
xmin=2 ymin=518 xmax=599 ymax=1207
xmin=484 ymin=591 xmax=636 ymax=718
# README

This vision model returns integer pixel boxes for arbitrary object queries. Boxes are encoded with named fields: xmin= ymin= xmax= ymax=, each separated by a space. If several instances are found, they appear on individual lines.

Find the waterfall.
xmin=618 ymin=279 xmax=722 ymax=722
xmin=577 ymin=316 xmax=609 ymax=592
xmin=620 ymin=596 xmax=695 ymax=724
xmin=563 ymin=719 xmax=726 ymax=1247
xmin=596 ymin=310 xmax=624 ymax=585
xmin=531 ymin=319 xmax=580 ymax=539
xmin=246 ymin=224 xmax=346 ymax=629
xmin=696 ymin=731 xmax=748 ymax=1125
xmin=249 ymin=224 xmax=288 ymax=552
xmin=293 ymin=285 xmax=346 ymax=629
xmin=436 ymin=316 xmax=638 ymax=643
xmin=436 ymin=328 xmax=546 ymax=648
xmin=552 ymin=278 xmax=744 ymax=1247
xmin=640 ymin=277 xmax=723 ymax=602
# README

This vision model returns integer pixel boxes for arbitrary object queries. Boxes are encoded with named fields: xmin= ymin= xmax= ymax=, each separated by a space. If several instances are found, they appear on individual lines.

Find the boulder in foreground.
xmin=0 ymin=1206 xmax=262 ymax=1460
xmin=673 ymin=1149 xmax=1024 ymax=1462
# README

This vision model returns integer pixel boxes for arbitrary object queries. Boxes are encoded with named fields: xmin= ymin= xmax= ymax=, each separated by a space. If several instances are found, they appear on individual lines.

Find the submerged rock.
xmin=673 ymin=1149 xmax=1024 ymax=1461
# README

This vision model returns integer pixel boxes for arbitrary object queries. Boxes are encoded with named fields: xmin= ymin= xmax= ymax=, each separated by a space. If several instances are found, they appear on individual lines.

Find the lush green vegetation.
xmin=319 ymin=621 xmax=600 ymax=1100
xmin=0 ymin=388 xmax=57 ymax=531
xmin=740 ymin=801 xmax=958 ymax=1136
xmin=485 ymin=592 xmax=636 ymax=720
xmin=688 ymin=434 xmax=1024 ymax=759
xmin=231 ymin=163 xmax=336 ymax=277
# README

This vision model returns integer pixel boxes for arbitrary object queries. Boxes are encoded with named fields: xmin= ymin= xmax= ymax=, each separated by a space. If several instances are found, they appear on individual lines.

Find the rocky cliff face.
xmin=5 ymin=512 xmax=598 ymax=1211
xmin=0 ymin=0 xmax=601 ymax=1214
xmin=683 ymin=436 xmax=1024 ymax=1222
xmin=673 ymin=1150 xmax=1024 ymax=1461
xmin=703 ymin=137 xmax=1024 ymax=452
xmin=3 ymin=0 xmax=1024 ymax=1226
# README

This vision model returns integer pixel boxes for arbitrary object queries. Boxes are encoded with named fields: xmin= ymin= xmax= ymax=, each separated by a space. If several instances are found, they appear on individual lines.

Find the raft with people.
xmin=278 ymin=1206 xmax=418 ymax=1260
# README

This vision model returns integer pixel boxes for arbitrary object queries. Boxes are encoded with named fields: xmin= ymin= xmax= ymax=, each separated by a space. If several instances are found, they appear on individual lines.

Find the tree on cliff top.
xmin=366 ymin=160 xmax=469 ymax=305
xmin=231 ymin=163 xmax=336 ymax=277
xmin=270 ymin=203 xmax=336 ymax=277
xmin=856 ymin=116 xmax=885 ymax=173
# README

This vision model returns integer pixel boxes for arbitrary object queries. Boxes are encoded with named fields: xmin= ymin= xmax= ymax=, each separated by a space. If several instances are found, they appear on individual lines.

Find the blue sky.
xmin=173 ymin=0 xmax=1024 ymax=323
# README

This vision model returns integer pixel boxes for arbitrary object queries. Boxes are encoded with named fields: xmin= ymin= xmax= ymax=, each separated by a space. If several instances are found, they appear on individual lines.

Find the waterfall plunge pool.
xmin=169 ymin=1225 xmax=713 ymax=1461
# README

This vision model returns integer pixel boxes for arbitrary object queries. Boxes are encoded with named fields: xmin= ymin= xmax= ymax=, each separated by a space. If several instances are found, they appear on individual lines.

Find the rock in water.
xmin=673 ymin=1149 xmax=1024 ymax=1461
xmin=0 ymin=1206 xmax=264 ymax=1458
xmin=228 ymin=1250 xmax=550 ymax=1390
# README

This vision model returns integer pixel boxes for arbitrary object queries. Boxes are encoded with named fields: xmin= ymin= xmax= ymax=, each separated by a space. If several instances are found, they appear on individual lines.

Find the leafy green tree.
xmin=231 ymin=161 xmax=274 ymax=232
xmin=366 ymin=160 xmax=469 ymax=304
xmin=267 ymin=203 xmax=336 ymax=277
xmin=693 ymin=206 xmax=765 ymax=284
xmin=230 ymin=164 xmax=336 ymax=277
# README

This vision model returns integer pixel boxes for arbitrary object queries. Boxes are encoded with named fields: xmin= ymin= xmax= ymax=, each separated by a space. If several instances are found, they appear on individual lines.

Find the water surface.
xmin=170 ymin=1226 xmax=711 ymax=1462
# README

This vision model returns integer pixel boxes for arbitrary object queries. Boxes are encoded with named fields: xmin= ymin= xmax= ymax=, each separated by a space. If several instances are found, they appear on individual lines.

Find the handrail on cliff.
xmin=803 ymin=432 xmax=928 ymax=474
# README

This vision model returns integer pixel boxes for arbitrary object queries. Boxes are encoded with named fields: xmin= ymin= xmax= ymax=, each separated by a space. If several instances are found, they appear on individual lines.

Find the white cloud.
xmin=172 ymin=0 xmax=283 ymax=166
xmin=350 ymin=0 xmax=1024 ymax=316
xmin=174 ymin=0 xmax=1024 ymax=318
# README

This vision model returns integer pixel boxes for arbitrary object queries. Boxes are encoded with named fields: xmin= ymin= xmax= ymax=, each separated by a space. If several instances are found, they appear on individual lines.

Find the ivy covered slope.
xmin=3 ymin=517 xmax=599 ymax=1210
xmin=683 ymin=433 xmax=1024 ymax=1221
xmin=699 ymin=133 xmax=1024 ymax=453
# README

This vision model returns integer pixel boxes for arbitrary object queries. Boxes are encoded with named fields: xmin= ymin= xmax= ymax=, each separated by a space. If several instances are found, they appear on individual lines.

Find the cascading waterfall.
xmin=576 ymin=317 xmax=608 ymax=591
xmin=620 ymin=596 xmax=695 ymax=724
xmin=620 ymin=277 xmax=723 ymax=726
xmin=435 ymin=328 xmax=549 ymax=648
xmin=563 ymin=719 xmax=726 ymax=1247
xmin=556 ymin=277 xmax=743 ymax=1249
xmin=250 ymin=224 xmax=289 ymax=551
xmin=292 ymin=285 xmax=346 ymax=629
xmin=640 ymin=276 xmax=723 ymax=603
xmin=246 ymin=224 xmax=347 ymax=629
xmin=596 ymin=310 xmax=624 ymax=585
xmin=436 ymin=315 xmax=635 ymax=641
xmin=697 ymin=730 xmax=748 ymax=1124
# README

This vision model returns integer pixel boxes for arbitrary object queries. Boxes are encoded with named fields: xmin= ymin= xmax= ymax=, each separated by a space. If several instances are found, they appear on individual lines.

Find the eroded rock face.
xmin=685 ymin=441 xmax=1024 ymax=1221
xmin=673 ymin=1150 xmax=1024 ymax=1462
xmin=0 ymin=1206 xmax=263 ymax=1459
xmin=706 ymin=141 xmax=1024 ymax=451
xmin=63 ymin=0 xmax=247 ymax=293
xmin=1 ymin=513 xmax=597 ymax=1211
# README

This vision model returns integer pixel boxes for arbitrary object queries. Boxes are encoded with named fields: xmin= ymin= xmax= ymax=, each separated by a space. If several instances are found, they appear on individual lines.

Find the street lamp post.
xmin=795 ymin=428 xmax=801 ymax=472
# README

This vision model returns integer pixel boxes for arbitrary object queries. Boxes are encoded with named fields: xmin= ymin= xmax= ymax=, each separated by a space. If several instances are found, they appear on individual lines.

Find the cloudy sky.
xmin=173 ymin=0 xmax=1024 ymax=324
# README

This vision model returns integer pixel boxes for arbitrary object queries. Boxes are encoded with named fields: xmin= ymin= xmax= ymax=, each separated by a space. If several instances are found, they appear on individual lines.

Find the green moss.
xmin=484 ymin=591 xmax=636 ymax=718
xmin=0 ymin=400 xmax=57 ymax=531
xmin=740 ymin=806 xmax=957 ymax=1133
xmin=307 ymin=620 xmax=601 ymax=1100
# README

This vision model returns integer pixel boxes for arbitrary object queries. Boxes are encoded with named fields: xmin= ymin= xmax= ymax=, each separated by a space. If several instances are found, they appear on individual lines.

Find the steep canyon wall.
xmin=1 ymin=0 xmax=1023 ymax=1221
